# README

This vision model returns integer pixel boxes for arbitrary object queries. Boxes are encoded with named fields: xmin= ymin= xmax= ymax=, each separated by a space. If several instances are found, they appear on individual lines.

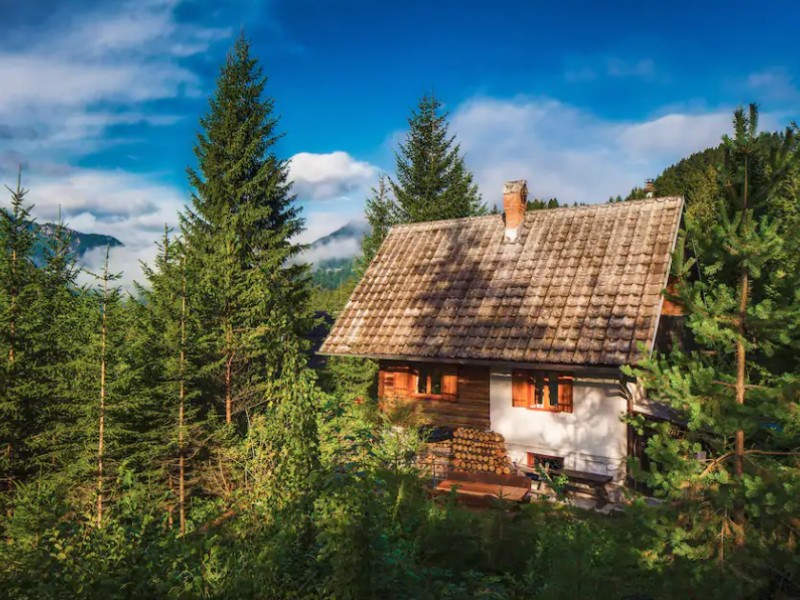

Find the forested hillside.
xmin=0 ymin=207 xmax=123 ymax=265
xmin=1 ymin=33 xmax=799 ymax=600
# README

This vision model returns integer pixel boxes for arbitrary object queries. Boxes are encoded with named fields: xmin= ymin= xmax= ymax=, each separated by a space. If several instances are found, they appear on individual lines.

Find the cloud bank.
xmin=289 ymin=151 xmax=377 ymax=201
xmin=450 ymin=96 xmax=769 ymax=207
xmin=0 ymin=0 xmax=229 ymax=160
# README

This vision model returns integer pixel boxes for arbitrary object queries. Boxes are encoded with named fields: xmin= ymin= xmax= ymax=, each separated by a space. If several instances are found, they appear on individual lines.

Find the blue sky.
xmin=1 ymin=0 xmax=799 ymax=280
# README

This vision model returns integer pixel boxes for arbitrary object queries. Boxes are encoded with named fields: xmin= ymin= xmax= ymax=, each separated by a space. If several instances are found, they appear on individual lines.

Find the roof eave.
xmin=315 ymin=351 xmax=623 ymax=377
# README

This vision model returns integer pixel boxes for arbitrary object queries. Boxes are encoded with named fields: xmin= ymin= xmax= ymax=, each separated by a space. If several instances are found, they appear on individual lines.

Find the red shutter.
xmin=378 ymin=370 xmax=392 ymax=398
xmin=442 ymin=369 xmax=458 ymax=401
xmin=558 ymin=375 xmax=574 ymax=413
xmin=394 ymin=365 xmax=411 ymax=397
xmin=512 ymin=371 xmax=533 ymax=407
xmin=381 ymin=365 xmax=411 ymax=398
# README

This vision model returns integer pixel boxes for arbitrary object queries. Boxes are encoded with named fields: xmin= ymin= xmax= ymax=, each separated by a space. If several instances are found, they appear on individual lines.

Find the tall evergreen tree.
xmin=358 ymin=175 xmax=396 ymax=273
xmin=183 ymin=33 xmax=310 ymax=427
xmin=135 ymin=230 xmax=204 ymax=534
xmin=0 ymin=173 xmax=38 ymax=483
xmin=24 ymin=212 xmax=85 ymax=475
xmin=391 ymin=93 xmax=485 ymax=222
xmin=626 ymin=106 xmax=800 ymax=588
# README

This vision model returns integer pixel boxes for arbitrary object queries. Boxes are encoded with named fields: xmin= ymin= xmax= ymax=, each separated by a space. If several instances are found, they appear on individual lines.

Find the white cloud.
xmin=301 ymin=238 xmax=362 ymax=265
xmin=289 ymin=151 xmax=378 ymax=201
xmin=18 ymin=167 xmax=188 ymax=289
xmin=0 ymin=0 xmax=229 ymax=289
xmin=450 ymin=96 xmax=748 ymax=206
xmin=0 ymin=0 xmax=228 ymax=159
xmin=76 ymin=243 xmax=161 ymax=293
xmin=288 ymin=151 xmax=379 ymax=245
xmin=617 ymin=113 xmax=733 ymax=158
xmin=298 ymin=210 xmax=360 ymax=245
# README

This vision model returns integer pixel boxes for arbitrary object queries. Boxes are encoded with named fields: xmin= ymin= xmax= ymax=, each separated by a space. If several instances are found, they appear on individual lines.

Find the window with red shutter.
xmin=412 ymin=365 xmax=458 ymax=401
xmin=512 ymin=371 xmax=574 ymax=413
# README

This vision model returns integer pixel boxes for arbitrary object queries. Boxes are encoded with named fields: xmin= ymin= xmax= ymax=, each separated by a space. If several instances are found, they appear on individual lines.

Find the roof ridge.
xmin=390 ymin=213 xmax=500 ymax=231
xmin=389 ymin=196 xmax=684 ymax=233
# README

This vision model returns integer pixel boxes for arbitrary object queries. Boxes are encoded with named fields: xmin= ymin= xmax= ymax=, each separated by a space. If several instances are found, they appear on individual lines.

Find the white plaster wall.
xmin=489 ymin=369 xmax=628 ymax=483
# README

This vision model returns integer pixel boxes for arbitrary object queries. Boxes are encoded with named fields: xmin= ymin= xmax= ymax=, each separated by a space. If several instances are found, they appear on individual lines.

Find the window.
xmin=417 ymin=367 xmax=442 ymax=395
xmin=413 ymin=365 xmax=457 ymax=401
xmin=526 ymin=452 xmax=564 ymax=473
xmin=512 ymin=371 xmax=573 ymax=413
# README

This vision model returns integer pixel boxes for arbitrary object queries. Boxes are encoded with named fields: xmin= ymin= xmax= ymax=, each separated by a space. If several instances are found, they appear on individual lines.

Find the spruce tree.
xmin=358 ymin=175 xmax=396 ymax=273
xmin=135 ymin=230 xmax=203 ymax=533
xmin=24 ymin=212 xmax=85 ymax=475
xmin=626 ymin=106 xmax=800 ymax=588
xmin=0 ymin=173 xmax=39 ymax=483
xmin=183 ymin=33 xmax=309 ymax=427
xmin=43 ymin=247 xmax=136 ymax=523
xmin=391 ymin=93 xmax=485 ymax=222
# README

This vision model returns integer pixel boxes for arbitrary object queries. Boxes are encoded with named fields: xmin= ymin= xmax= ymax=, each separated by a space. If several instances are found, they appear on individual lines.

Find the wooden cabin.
xmin=319 ymin=180 xmax=684 ymax=496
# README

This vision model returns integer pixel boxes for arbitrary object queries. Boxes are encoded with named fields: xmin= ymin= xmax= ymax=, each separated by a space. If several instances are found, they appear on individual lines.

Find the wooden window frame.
xmin=411 ymin=364 xmax=458 ymax=402
xmin=512 ymin=371 xmax=573 ymax=413
xmin=526 ymin=452 xmax=565 ymax=472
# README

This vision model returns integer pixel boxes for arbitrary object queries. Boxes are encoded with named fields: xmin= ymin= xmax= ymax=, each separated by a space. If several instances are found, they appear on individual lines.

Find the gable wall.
xmin=489 ymin=369 xmax=628 ymax=483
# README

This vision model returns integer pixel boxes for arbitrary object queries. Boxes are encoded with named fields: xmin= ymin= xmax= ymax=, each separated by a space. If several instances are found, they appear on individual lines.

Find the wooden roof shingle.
xmin=320 ymin=196 xmax=684 ymax=367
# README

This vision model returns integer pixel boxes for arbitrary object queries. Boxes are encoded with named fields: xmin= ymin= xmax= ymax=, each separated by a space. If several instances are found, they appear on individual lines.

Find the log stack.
xmin=417 ymin=439 xmax=453 ymax=479
xmin=451 ymin=428 xmax=512 ymax=475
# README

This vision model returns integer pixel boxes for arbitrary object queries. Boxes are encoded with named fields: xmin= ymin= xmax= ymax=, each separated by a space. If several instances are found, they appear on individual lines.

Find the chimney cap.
xmin=503 ymin=180 xmax=527 ymax=194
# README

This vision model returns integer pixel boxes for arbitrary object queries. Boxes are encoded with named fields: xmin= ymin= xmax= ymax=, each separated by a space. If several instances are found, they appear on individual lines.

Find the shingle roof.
xmin=320 ymin=197 xmax=683 ymax=367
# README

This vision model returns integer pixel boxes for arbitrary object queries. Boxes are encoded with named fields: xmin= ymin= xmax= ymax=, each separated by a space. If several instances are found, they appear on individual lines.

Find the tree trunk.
xmin=225 ymin=353 xmax=232 ymax=424
xmin=735 ymin=270 xmax=748 ymax=479
xmin=8 ymin=244 xmax=15 ymax=364
xmin=178 ymin=256 xmax=187 ymax=536
xmin=225 ymin=322 xmax=233 ymax=424
xmin=733 ymin=152 xmax=750 ymax=545
xmin=97 ymin=253 xmax=109 ymax=528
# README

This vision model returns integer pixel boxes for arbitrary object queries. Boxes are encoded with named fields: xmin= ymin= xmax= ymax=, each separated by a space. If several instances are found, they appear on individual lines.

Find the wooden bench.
xmin=557 ymin=469 xmax=613 ymax=506
xmin=515 ymin=463 xmax=613 ymax=507
xmin=435 ymin=470 xmax=531 ymax=504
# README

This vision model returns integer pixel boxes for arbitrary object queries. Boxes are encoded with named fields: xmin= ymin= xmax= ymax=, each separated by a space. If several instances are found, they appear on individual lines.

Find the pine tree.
xmin=358 ymin=175 xmax=396 ymax=273
xmin=23 ymin=211 xmax=85 ymax=475
xmin=626 ymin=106 xmax=800 ymax=588
xmin=391 ymin=93 xmax=485 ymax=222
xmin=94 ymin=248 xmax=118 ymax=526
xmin=183 ymin=33 xmax=310 ymax=427
xmin=0 ymin=172 xmax=39 ymax=483
xmin=135 ymin=230 xmax=204 ymax=534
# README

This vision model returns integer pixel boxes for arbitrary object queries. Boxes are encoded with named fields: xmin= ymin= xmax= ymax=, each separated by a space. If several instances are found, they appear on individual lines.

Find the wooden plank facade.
xmin=378 ymin=361 xmax=490 ymax=430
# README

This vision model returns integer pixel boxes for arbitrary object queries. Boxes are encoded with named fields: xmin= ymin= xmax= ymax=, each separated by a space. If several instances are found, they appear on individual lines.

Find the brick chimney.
xmin=644 ymin=178 xmax=655 ymax=198
xmin=503 ymin=180 xmax=527 ymax=242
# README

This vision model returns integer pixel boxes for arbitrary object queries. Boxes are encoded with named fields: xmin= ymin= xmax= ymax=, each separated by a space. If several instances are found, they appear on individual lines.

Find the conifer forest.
xmin=1 ymin=34 xmax=799 ymax=600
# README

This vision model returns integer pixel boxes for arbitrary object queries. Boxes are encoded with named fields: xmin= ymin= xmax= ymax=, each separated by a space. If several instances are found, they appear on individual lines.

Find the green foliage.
xmin=309 ymin=278 xmax=357 ymax=317
xmin=357 ymin=95 xmax=486 ymax=274
xmin=310 ymin=256 xmax=356 ymax=290
xmin=359 ymin=174 xmax=397 ymax=272
xmin=624 ymin=105 xmax=800 ymax=594
xmin=182 ymin=32 xmax=310 ymax=426
xmin=391 ymin=93 xmax=486 ymax=223
xmin=526 ymin=197 xmax=560 ymax=210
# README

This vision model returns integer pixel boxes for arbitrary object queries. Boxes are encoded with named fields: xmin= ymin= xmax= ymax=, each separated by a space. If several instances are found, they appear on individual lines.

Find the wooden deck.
xmin=434 ymin=470 xmax=530 ymax=504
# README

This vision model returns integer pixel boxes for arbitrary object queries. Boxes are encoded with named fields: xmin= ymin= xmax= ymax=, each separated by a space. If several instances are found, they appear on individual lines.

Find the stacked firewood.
xmin=417 ymin=439 xmax=452 ymax=479
xmin=451 ymin=428 xmax=512 ymax=475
